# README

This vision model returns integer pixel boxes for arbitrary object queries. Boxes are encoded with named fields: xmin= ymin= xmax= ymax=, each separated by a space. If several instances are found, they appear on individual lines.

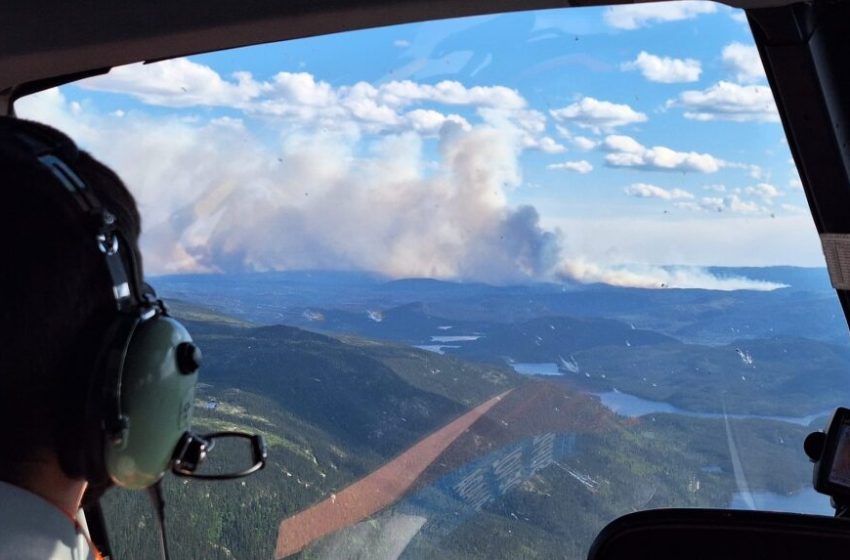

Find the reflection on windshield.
xmin=275 ymin=390 xmax=510 ymax=557
xmin=19 ymin=2 xmax=844 ymax=558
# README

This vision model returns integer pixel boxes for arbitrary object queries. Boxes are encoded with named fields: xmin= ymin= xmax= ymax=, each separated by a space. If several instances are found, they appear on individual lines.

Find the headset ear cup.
xmin=89 ymin=315 xmax=141 ymax=485
xmin=103 ymin=316 xmax=198 ymax=489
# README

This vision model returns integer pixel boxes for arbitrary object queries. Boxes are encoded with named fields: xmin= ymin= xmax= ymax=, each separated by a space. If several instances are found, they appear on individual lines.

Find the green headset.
xmin=0 ymin=119 xmax=265 ymax=492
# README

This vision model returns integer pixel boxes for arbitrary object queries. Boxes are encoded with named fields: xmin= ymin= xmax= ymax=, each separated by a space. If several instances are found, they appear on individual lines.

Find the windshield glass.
xmin=17 ymin=2 xmax=847 ymax=558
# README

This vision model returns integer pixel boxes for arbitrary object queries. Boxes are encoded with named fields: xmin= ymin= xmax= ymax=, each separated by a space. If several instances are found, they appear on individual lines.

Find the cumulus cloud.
xmin=78 ymin=58 xmax=564 ymax=147
xmin=724 ymin=195 xmax=768 ymax=214
xmin=535 ymin=136 xmax=568 ymax=153
xmin=603 ymin=1 xmax=717 ymax=30
xmin=730 ymin=11 xmax=748 ymax=23
xmin=405 ymin=109 xmax=471 ymax=135
xmin=555 ymin=125 xmax=599 ymax=150
xmin=676 ymin=193 xmax=770 ymax=215
xmin=744 ymin=182 xmax=781 ymax=202
xmin=780 ymin=203 xmax=806 ymax=214
xmin=82 ymin=59 xmax=526 ymax=111
xmin=547 ymin=160 xmax=593 ymax=174
xmin=722 ymin=42 xmax=765 ymax=83
xmin=571 ymin=136 xmax=598 ymax=150
xmin=789 ymin=175 xmax=803 ymax=189
xmin=622 ymin=51 xmax=702 ymax=83
xmin=78 ymin=58 xmax=264 ymax=108
xmin=550 ymin=97 xmax=647 ymax=134
xmin=668 ymin=81 xmax=779 ymax=122
xmin=625 ymin=183 xmax=694 ymax=200
xmin=602 ymin=134 xmax=725 ymax=173
xmin=558 ymin=260 xmax=786 ymax=290
xmin=479 ymin=106 xmax=565 ymax=153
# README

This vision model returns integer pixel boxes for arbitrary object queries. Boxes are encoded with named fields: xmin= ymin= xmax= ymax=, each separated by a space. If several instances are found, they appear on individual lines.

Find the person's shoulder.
xmin=0 ymin=481 xmax=95 ymax=560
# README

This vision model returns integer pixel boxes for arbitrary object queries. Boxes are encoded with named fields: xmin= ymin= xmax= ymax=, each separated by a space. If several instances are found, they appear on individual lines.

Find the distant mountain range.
xmin=153 ymin=267 xmax=848 ymax=345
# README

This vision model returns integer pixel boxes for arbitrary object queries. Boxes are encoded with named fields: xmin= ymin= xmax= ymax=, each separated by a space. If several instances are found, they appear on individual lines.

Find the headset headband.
xmin=18 ymin=130 xmax=145 ymax=312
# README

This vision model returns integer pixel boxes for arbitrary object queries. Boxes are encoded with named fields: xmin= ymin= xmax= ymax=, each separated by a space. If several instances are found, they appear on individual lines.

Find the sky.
xmin=16 ymin=1 xmax=821 ymax=290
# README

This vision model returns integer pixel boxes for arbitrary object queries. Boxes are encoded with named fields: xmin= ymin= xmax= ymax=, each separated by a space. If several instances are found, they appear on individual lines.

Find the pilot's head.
xmin=0 ymin=118 xmax=143 ymax=488
xmin=0 ymin=117 xmax=201 ymax=492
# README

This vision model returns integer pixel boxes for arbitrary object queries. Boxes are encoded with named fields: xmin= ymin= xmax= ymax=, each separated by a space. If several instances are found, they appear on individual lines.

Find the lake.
xmin=596 ymin=390 xmax=830 ymax=427
xmin=507 ymin=363 xmax=830 ymax=426
xmin=505 ymin=364 xmax=835 ymax=516
xmin=511 ymin=362 xmax=562 ymax=376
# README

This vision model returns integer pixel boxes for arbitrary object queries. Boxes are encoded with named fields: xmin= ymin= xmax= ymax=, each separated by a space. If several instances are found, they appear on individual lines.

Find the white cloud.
xmin=80 ymin=58 xmax=527 ymax=120
xmin=603 ymin=134 xmax=644 ymax=153
xmin=550 ymin=97 xmax=647 ymax=134
xmin=376 ymin=80 xmax=526 ymax=110
xmin=80 ymin=58 xmax=264 ymax=108
xmin=704 ymin=184 xmax=726 ymax=193
xmin=681 ymin=194 xmax=769 ymax=215
xmin=480 ymin=106 xmax=566 ymax=153
xmin=722 ymin=42 xmax=765 ymax=83
xmin=405 ymin=109 xmax=471 ymax=135
xmin=625 ymin=183 xmax=694 ymax=200
xmin=602 ymin=134 xmax=725 ymax=173
xmin=730 ymin=11 xmax=748 ymax=23
xmin=82 ymin=59 xmax=529 ymax=113
xmin=721 ymin=195 xmax=765 ymax=214
xmin=547 ymin=160 xmax=593 ymax=174
xmin=78 ymin=58 xmax=568 ymax=154
xmin=622 ymin=51 xmax=702 ymax=83
xmin=555 ymin=125 xmax=599 ymax=150
xmin=535 ymin=136 xmax=568 ymax=154
xmin=394 ymin=39 xmax=411 ymax=48
xmin=604 ymin=1 xmax=717 ymax=30
xmin=789 ymin=175 xmax=803 ymax=189
xmin=669 ymin=81 xmax=779 ymax=122
xmin=555 ymin=124 xmax=571 ymax=139
xmin=780 ymin=203 xmax=806 ymax=214
xmin=745 ymin=164 xmax=766 ymax=180
xmin=571 ymin=136 xmax=598 ymax=150
xmin=744 ymin=182 xmax=781 ymax=202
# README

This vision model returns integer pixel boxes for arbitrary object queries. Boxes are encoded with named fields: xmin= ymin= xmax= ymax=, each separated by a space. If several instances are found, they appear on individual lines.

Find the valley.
xmin=101 ymin=268 xmax=845 ymax=559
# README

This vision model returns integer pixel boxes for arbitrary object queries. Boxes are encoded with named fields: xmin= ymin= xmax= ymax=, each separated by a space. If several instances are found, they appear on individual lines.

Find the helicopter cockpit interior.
xmin=4 ymin=0 xmax=850 ymax=558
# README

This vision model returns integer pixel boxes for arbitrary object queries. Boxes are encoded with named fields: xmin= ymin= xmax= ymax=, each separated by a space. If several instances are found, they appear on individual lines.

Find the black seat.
xmin=588 ymin=508 xmax=850 ymax=560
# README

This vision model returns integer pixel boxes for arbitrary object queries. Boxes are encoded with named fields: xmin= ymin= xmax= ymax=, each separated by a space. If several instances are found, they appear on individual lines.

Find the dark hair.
xmin=0 ymin=118 xmax=142 ymax=483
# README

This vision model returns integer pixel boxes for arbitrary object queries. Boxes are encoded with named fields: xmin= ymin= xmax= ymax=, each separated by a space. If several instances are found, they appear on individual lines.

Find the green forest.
xmin=100 ymin=302 xmax=820 ymax=559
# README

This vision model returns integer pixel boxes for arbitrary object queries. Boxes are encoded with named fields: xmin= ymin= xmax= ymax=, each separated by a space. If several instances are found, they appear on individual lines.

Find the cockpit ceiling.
xmin=0 ymin=0 xmax=806 ymax=100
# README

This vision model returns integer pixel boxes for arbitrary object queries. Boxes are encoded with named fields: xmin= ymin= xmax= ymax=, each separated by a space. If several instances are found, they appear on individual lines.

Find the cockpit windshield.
xmin=16 ymin=2 xmax=845 ymax=558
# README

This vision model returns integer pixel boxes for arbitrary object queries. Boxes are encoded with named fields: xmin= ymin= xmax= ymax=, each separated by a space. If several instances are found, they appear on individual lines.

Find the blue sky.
xmin=16 ymin=2 xmax=819 ymax=289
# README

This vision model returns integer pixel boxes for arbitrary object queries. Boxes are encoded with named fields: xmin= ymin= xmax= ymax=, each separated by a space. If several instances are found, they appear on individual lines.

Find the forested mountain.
xmin=100 ymin=299 xmax=822 ymax=559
